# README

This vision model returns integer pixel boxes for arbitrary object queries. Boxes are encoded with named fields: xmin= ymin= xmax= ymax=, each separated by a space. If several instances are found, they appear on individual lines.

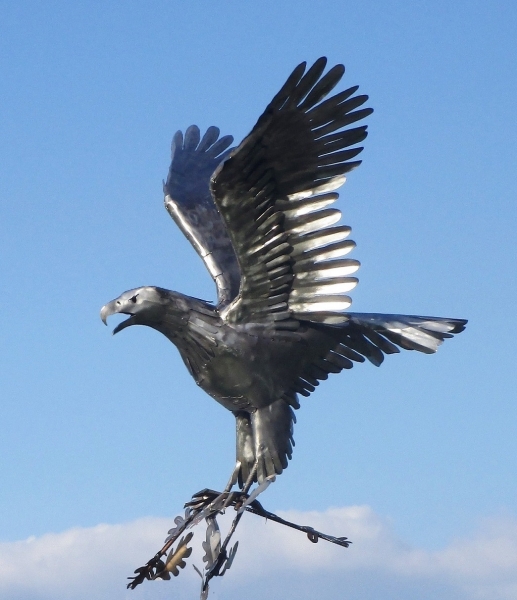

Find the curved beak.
xmin=100 ymin=299 xmax=136 ymax=334
xmin=100 ymin=300 xmax=118 ymax=326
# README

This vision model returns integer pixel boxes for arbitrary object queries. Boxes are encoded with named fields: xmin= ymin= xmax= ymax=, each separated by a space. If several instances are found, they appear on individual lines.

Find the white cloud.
xmin=1 ymin=507 xmax=516 ymax=600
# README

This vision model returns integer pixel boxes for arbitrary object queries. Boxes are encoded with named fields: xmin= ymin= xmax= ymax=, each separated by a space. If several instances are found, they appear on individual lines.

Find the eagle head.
xmin=100 ymin=286 xmax=170 ymax=334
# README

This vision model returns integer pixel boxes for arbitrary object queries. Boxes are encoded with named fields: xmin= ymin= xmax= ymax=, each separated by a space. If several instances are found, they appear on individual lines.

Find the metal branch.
xmin=127 ymin=485 xmax=351 ymax=591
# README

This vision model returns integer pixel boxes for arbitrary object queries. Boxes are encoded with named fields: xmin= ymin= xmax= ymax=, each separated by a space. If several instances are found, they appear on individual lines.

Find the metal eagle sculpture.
xmin=100 ymin=57 xmax=466 ymax=594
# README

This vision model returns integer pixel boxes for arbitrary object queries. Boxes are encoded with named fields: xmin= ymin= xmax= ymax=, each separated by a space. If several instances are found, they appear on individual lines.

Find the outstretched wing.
xmin=210 ymin=57 xmax=372 ymax=327
xmin=164 ymin=125 xmax=240 ymax=306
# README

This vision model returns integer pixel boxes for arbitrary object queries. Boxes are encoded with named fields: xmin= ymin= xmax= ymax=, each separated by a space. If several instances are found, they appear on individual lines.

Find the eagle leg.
xmin=222 ymin=461 xmax=242 ymax=495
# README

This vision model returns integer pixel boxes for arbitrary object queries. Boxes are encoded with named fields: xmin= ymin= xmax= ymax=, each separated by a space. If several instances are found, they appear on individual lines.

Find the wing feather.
xmin=210 ymin=58 xmax=373 ymax=325
xmin=164 ymin=125 xmax=240 ymax=306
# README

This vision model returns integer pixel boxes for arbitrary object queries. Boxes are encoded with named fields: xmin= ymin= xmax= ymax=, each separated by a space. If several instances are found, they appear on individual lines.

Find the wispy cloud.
xmin=1 ymin=507 xmax=516 ymax=600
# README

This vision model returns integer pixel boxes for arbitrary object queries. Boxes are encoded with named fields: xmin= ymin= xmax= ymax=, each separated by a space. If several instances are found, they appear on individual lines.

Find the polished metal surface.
xmin=101 ymin=56 xmax=467 ymax=488
xmin=101 ymin=57 xmax=467 ymax=597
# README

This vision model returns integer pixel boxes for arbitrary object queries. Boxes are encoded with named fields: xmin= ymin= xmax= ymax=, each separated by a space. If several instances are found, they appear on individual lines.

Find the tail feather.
xmin=342 ymin=313 xmax=467 ymax=365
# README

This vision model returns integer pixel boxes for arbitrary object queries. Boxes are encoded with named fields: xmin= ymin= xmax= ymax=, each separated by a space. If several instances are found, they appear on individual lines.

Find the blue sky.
xmin=1 ymin=1 xmax=516 ymax=598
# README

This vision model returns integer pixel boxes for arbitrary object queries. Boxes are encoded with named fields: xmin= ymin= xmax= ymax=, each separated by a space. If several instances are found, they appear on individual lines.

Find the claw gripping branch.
xmin=127 ymin=487 xmax=351 ymax=597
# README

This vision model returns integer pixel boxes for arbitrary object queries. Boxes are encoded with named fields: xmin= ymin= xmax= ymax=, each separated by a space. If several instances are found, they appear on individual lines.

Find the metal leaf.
xmin=165 ymin=511 xmax=189 ymax=542
xmin=158 ymin=532 xmax=194 ymax=578
xmin=202 ymin=516 xmax=221 ymax=569
xmin=220 ymin=541 xmax=239 ymax=576
xmin=193 ymin=564 xmax=204 ymax=579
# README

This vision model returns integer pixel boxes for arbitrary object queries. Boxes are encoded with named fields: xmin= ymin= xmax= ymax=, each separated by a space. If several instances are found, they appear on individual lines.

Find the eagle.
xmin=101 ymin=57 xmax=466 ymax=489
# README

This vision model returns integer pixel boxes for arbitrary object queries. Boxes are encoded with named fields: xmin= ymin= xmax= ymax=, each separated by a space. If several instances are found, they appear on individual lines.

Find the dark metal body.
xmin=101 ymin=58 xmax=466 ymax=485
xmin=152 ymin=294 xmax=334 ymax=413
